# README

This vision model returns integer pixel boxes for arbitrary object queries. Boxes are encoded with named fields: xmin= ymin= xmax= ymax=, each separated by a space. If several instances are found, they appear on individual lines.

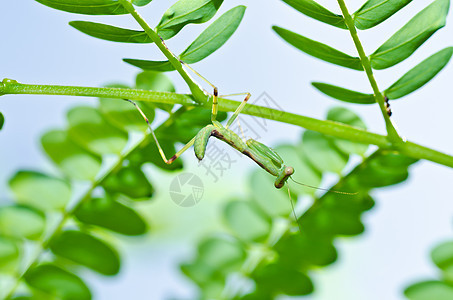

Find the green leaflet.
xmin=35 ymin=0 xmax=128 ymax=15
xmin=281 ymin=0 xmax=347 ymax=29
xmin=432 ymin=241 xmax=453 ymax=271
xmin=0 ymin=206 xmax=45 ymax=240
xmin=224 ymin=201 xmax=271 ymax=242
xmin=385 ymin=47 xmax=453 ymax=99
xmin=273 ymin=26 xmax=363 ymax=70
xmin=24 ymin=264 xmax=91 ymax=300
xmin=74 ymin=196 xmax=147 ymax=235
xmin=353 ymin=0 xmax=412 ymax=30
xmin=123 ymin=59 xmax=175 ymax=72
xmin=50 ymin=231 xmax=120 ymax=275
xmin=0 ymin=112 xmax=4 ymax=130
xmin=132 ymin=0 xmax=151 ymax=6
xmin=41 ymin=130 xmax=102 ymax=180
xmin=370 ymin=0 xmax=450 ymax=70
xmin=102 ymin=166 xmax=154 ymax=199
xmin=156 ymin=0 xmax=224 ymax=40
xmin=312 ymin=82 xmax=375 ymax=104
xmin=69 ymin=21 xmax=152 ymax=43
xmin=9 ymin=171 xmax=71 ymax=211
xmin=253 ymin=265 xmax=313 ymax=296
xmin=180 ymin=5 xmax=246 ymax=63
xmin=124 ymin=6 xmax=245 ymax=71
xmin=405 ymin=281 xmax=453 ymax=300
xmin=67 ymin=106 xmax=128 ymax=155
xmin=0 ymin=237 xmax=20 ymax=273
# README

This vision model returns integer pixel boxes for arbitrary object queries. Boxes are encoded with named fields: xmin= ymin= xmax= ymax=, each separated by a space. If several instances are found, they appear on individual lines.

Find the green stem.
xmin=118 ymin=0 xmax=207 ymax=103
xmin=1 ymin=80 xmax=452 ymax=168
xmin=2 ymin=110 xmax=182 ymax=300
xmin=336 ymin=0 xmax=402 ymax=144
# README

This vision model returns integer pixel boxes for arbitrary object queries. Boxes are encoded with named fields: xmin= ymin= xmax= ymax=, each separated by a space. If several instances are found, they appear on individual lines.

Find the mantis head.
xmin=274 ymin=166 xmax=294 ymax=189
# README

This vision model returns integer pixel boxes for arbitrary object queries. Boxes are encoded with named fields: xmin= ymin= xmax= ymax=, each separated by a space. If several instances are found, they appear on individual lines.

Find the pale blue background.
xmin=1 ymin=1 xmax=453 ymax=299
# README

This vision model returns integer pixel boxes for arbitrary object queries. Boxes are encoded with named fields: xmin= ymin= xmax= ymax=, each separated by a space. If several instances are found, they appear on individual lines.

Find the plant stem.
xmin=1 ymin=80 xmax=452 ymax=168
xmin=336 ymin=0 xmax=402 ymax=144
xmin=118 ymin=0 xmax=207 ymax=104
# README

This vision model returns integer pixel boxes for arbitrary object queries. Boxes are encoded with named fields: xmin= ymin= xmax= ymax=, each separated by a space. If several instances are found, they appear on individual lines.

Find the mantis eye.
xmin=285 ymin=166 xmax=294 ymax=176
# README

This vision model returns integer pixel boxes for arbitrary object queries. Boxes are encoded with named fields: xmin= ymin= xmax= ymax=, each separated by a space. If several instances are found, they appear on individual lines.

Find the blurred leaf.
xmin=9 ymin=171 xmax=71 ymax=211
xmin=254 ymin=264 xmax=313 ymax=296
xmin=132 ymin=0 xmax=152 ymax=6
xmin=250 ymin=170 xmax=291 ymax=217
xmin=67 ymin=106 xmax=128 ymax=155
xmin=156 ymin=0 xmax=224 ymax=40
xmin=35 ymin=0 xmax=128 ymax=15
xmin=69 ymin=21 xmax=152 ymax=43
xmin=0 ymin=112 xmax=4 ymax=130
xmin=326 ymin=107 xmax=369 ymax=156
xmin=102 ymin=166 xmax=153 ymax=199
xmin=302 ymin=131 xmax=348 ymax=174
xmin=224 ymin=201 xmax=271 ymax=242
xmin=123 ymin=59 xmax=175 ymax=72
xmin=281 ymin=0 xmax=347 ymax=29
xmin=432 ymin=241 xmax=453 ymax=270
xmin=50 ymin=230 xmax=120 ymax=275
xmin=74 ymin=196 xmax=147 ymax=235
xmin=273 ymin=26 xmax=363 ymax=70
xmin=311 ymin=82 xmax=375 ymax=104
xmin=0 ymin=237 xmax=20 ymax=273
xmin=98 ymin=83 xmax=155 ymax=132
xmin=353 ymin=0 xmax=412 ymax=30
xmin=0 ymin=206 xmax=45 ymax=240
xmin=41 ymin=130 xmax=101 ymax=180
xmin=370 ymin=0 xmax=450 ymax=69
xmin=385 ymin=47 xmax=453 ymax=99
xmin=24 ymin=264 xmax=91 ymax=300
xmin=135 ymin=71 xmax=175 ymax=112
xmin=274 ymin=144 xmax=322 ymax=195
xmin=180 ymin=6 xmax=246 ymax=63
xmin=197 ymin=236 xmax=246 ymax=272
xmin=405 ymin=281 xmax=453 ymax=300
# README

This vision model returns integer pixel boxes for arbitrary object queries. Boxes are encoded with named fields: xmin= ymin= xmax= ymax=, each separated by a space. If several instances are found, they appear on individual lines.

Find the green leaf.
xmin=123 ymin=59 xmax=175 ymax=72
xmin=156 ymin=0 xmax=224 ymax=40
xmin=98 ymin=84 xmax=155 ymax=133
xmin=69 ymin=21 xmax=152 ymax=43
xmin=67 ymin=106 xmax=128 ymax=155
xmin=102 ymin=166 xmax=153 ymax=199
xmin=224 ymin=201 xmax=271 ymax=242
xmin=405 ymin=281 xmax=453 ymax=300
xmin=432 ymin=241 xmax=453 ymax=271
xmin=370 ymin=0 xmax=450 ymax=69
xmin=281 ymin=0 xmax=347 ymax=29
xmin=24 ymin=264 xmax=91 ymax=300
xmin=9 ymin=171 xmax=71 ymax=211
xmin=41 ymin=130 xmax=101 ymax=180
xmin=311 ymin=82 xmax=375 ymax=104
xmin=197 ymin=237 xmax=246 ymax=271
xmin=50 ymin=230 xmax=120 ymax=275
xmin=74 ymin=196 xmax=147 ymax=235
xmin=135 ymin=71 xmax=175 ymax=112
xmin=180 ymin=5 xmax=246 ymax=63
xmin=35 ymin=0 xmax=128 ymax=15
xmin=0 ymin=237 xmax=20 ymax=273
xmin=0 ymin=206 xmax=45 ymax=240
xmin=353 ymin=0 xmax=413 ymax=30
xmin=254 ymin=264 xmax=313 ymax=296
xmin=0 ymin=112 xmax=4 ymax=130
xmin=132 ymin=0 xmax=151 ymax=6
xmin=129 ymin=138 xmax=183 ymax=171
xmin=302 ymin=131 xmax=348 ymax=174
xmin=385 ymin=47 xmax=453 ymax=99
xmin=326 ymin=107 xmax=369 ymax=156
xmin=273 ymin=26 xmax=363 ymax=70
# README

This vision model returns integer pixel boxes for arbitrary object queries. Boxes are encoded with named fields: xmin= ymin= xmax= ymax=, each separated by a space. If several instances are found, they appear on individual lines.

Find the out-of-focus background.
xmin=1 ymin=1 xmax=452 ymax=299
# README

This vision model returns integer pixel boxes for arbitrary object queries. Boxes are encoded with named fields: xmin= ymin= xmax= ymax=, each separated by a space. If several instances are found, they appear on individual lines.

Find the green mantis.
xmin=127 ymin=62 xmax=296 ymax=190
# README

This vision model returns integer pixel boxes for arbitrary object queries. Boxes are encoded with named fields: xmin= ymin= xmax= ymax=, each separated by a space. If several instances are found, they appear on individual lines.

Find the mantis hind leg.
xmin=124 ymin=99 xmax=195 ymax=164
